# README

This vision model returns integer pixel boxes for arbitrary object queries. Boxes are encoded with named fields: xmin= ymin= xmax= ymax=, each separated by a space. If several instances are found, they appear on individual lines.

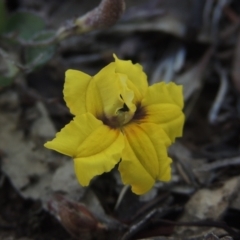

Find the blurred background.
xmin=1 ymin=0 xmax=240 ymax=239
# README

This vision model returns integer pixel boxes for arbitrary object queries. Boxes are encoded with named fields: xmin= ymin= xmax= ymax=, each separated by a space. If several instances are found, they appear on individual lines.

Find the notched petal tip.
xmin=43 ymin=120 xmax=79 ymax=157
xmin=141 ymin=81 xmax=185 ymax=143
xmin=119 ymin=123 xmax=172 ymax=195
xmin=166 ymin=82 xmax=184 ymax=109
xmin=119 ymin=160 xmax=155 ymax=195
xmin=131 ymin=185 xmax=154 ymax=195
xmin=73 ymin=126 xmax=124 ymax=186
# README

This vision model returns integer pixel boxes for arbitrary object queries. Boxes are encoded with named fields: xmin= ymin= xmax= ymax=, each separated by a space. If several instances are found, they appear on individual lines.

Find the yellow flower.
xmin=44 ymin=54 xmax=184 ymax=195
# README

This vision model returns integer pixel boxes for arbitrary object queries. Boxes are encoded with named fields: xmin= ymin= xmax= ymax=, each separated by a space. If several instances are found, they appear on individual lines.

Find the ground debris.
xmin=1 ymin=0 xmax=240 ymax=239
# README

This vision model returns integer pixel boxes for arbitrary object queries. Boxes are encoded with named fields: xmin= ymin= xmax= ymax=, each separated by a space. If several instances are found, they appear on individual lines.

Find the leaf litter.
xmin=1 ymin=0 xmax=240 ymax=239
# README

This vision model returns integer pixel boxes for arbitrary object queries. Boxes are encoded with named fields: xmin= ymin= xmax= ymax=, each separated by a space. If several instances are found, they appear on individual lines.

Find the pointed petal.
xmin=64 ymin=69 xmax=107 ymax=117
xmin=119 ymin=123 xmax=172 ymax=195
xmin=142 ymin=82 xmax=184 ymax=109
xmin=44 ymin=113 xmax=103 ymax=157
xmin=143 ymin=104 xmax=184 ymax=142
xmin=64 ymin=69 xmax=92 ymax=116
xmin=113 ymin=54 xmax=148 ymax=101
xmin=141 ymin=82 xmax=184 ymax=142
xmin=45 ymin=113 xmax=125 ymax=186
xmin=74 ymin=126 xmax=124 ymax=186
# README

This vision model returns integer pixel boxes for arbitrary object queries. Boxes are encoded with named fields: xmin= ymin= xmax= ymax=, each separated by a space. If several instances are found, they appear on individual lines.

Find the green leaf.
xmin=0 ymin=49 xmax=19 ymax=87
xmin=0 ymin=76 xmax=14 ymax=87
xmin=3 ymin=11 xmax=45 ymax=40
xmin=24 ymin=31 xmax=56 ymax=70
xmin=5 ymin=58 xmax=19 ymax=77
xmin=0 ymin=0 xmax=8 ymax=33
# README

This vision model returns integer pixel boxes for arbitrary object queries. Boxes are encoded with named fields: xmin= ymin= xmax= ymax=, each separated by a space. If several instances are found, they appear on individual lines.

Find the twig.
xmin=120 ymin=206 xmax=179 ymax=240
xmin=0 ymin=48 xmax=24 ymax=72
xmin=0 ymin=47 xmax=48 ymax=74
xmin=173 ymin=156 xmax=200 ymax=187
xmin=211 ymin=0 xmax=231 ymax=41
xmin=203 ymin=0 xmax=215 ymax=28
xmin=154 ymin=219 xmax=239 ymax=239
xmin=208 ymin=64 xmax=229 ymax=124
xmin=1 ymin=32 xmax=57 ymax=47
xmin=120 ymin=209 xmax=157 ymax=240
xmin=195 ymin=156 xmax=240 ymax=172
xmin=15 ymin=80 xmax=69 ymax=115
xmin=128 ymin=194 xmax=171 ymax=223
xmin=114 ymin=185 xmax=129 ymax=211
xmin=1 ymin=0 xmax=125 ymax=47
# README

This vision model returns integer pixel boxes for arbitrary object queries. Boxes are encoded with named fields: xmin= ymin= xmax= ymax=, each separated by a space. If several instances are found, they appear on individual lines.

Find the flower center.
xmin=101 ymin=100 xmax=135 ymax=128
xmin=116 ymin=102 xmax=134 ymax=126
xmin=100 ymin=75 xmax=140 ymax=128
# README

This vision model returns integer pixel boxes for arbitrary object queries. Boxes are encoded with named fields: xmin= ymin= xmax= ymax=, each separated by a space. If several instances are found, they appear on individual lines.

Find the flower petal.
xmin=93 ymin=63 xmax=131 ymax=119
xmin=64 ymin=59 xmax=142 ymax=121
xmin=74 ymin=127 xmax=124 ymax=186
xmin=45 ymin=113 xmax=124 ymax=186
xmin=142 ymin=82 xmax=184 ymax=109
xmin=44 ymin=113 xmax=103 ymax=157
xmin=119 ymin=123 xmax=172 ymax=195
xmin=92 ymin=63 xmax=137 ymax=126
xmin=113 ymin=54 xmax=148 ymax=100
xmin=64 ymin=70 xmax=92 ymax=115
xmin=143 ymin=104 xmax=184 ymax=142
xmin=65 ymin=69 xmax=108 ymax=118
xmin=141 ymin=82 xmax=184 ymax=142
